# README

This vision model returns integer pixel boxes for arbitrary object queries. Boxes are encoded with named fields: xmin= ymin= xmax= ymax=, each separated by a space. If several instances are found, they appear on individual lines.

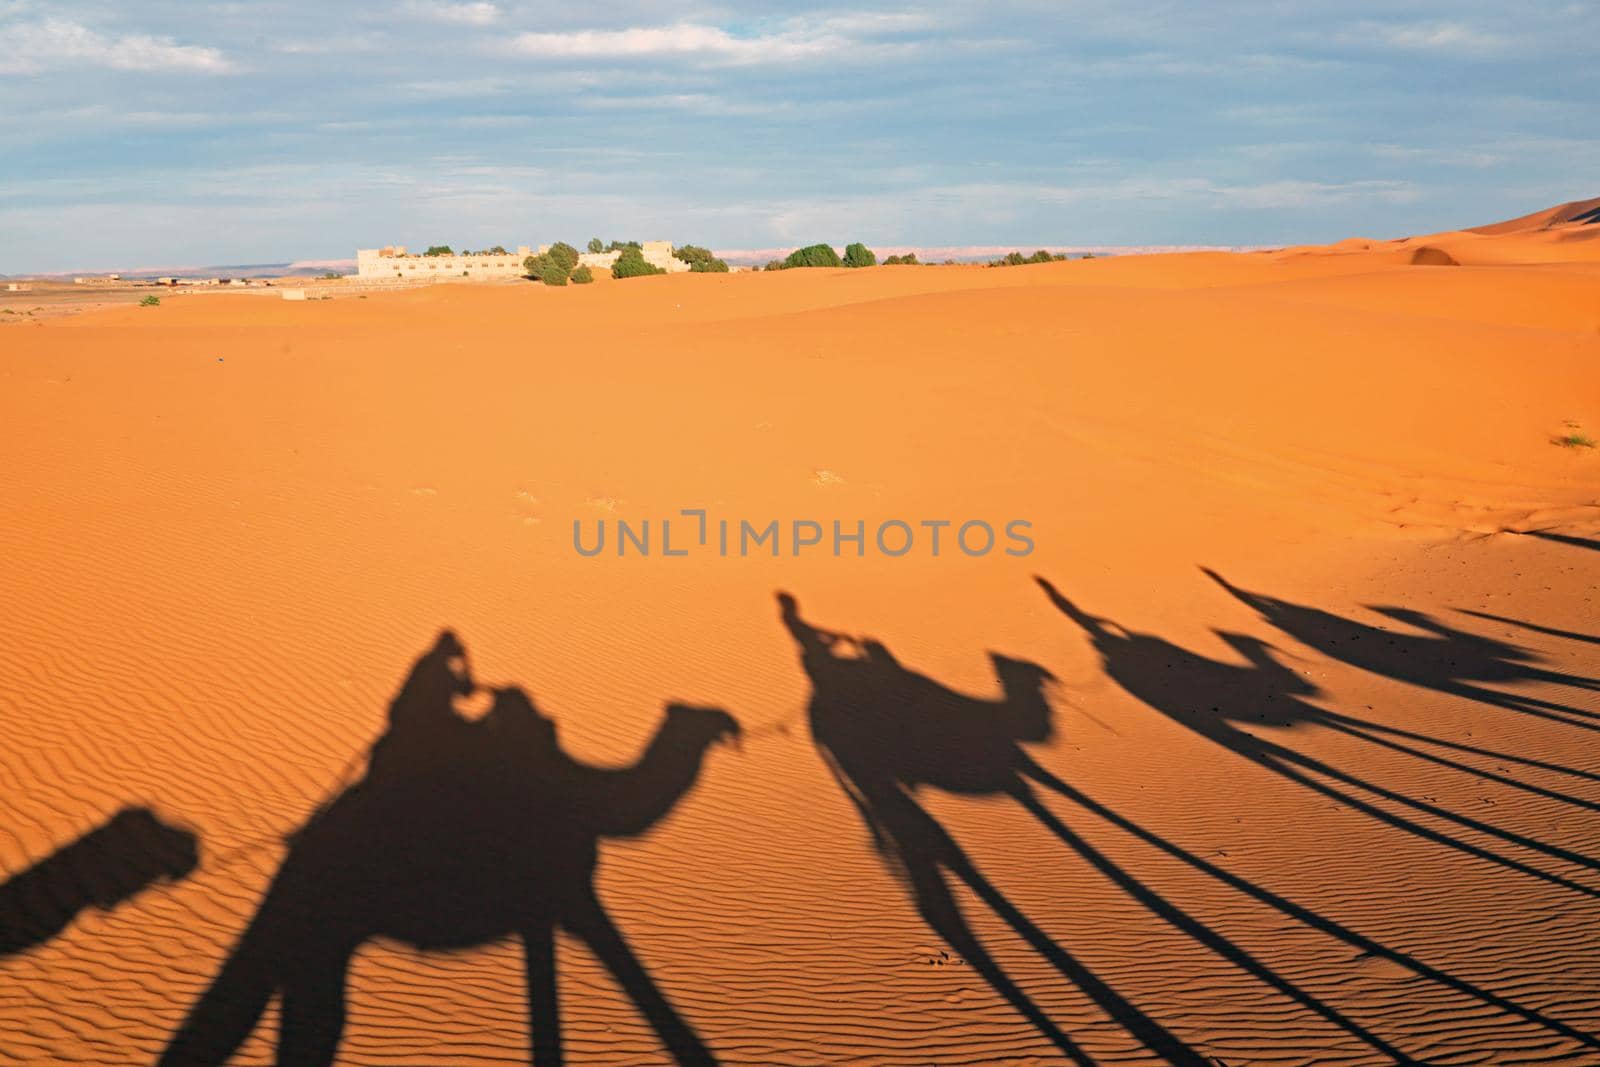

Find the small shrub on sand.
xmin=139 ymin=295 xmax=161 ymax=307
xmin=612 ymin=247 xmax=666 ymax=279
xmin=571 ymin=265 xmax=594 ymax=284
xmin=673 ymin=245 xmax=729 ymax=272
xmin=539 ymin=258 xmax=569 ymax=286
xmin=783 ymin=244 xmax=842 ymax=269
xmin=883 ymin=253 xmax=920 ymax=265
xmin=842 ymin=242 xmax=877 ymax=268
xmin=1555 ymin=432 xmax=1596 ymax=448
xmin=547 ymin=242 xmax=580 ymax=275
xmin=989 ymin=249 xmax=1066 ymax=267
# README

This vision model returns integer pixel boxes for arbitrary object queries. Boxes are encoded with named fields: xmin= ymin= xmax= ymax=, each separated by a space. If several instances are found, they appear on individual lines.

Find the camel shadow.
xmin=1202 ymin=568 xmax=1600 ymax=730
xmin=0 ymin=807 xmax=198 ymax=959
xmin=1030 ymin=575 xmax=1600 ymax=1058
xmin=159 ymin=631 xmax=738 ymax=1066
xmin=1038 ymin=576 xmax=1600 ymax=901
xmin=778 ymin=591 xmax=1383 ymax=1065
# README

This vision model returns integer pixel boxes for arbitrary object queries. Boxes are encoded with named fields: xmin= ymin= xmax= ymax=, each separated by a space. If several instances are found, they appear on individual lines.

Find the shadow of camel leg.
xmin=523 ymin=922 xmax=563 ymax=1067
xmin=158 ymin=924 xmax=284 ymax=1065
xmin=564 ymin=893 xmax=718 ymax=1066
xmin=901 ymin=850 xmax=1096 ymax=1067
xmin=275 ymin=948 xmax=352 ymax=1067
xmin=1009 ymin=782 xmax=1414 ymax=1063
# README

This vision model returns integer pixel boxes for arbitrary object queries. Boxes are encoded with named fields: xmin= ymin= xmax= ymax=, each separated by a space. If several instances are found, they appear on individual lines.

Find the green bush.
xmin=842 ymin=242 xmax=876 ymax=268
xmin=139 ymin=294 xmax=161 ymax=307
xmin=673 ymin=244 xmax=729 ymax=272
xmin=783 ymin=244 xmax=842 ymax=268
xmin=587 ymin=238 xmax=604 ymax=254
xmin=571 ymin=265 xmax=594 ymax=284
xmin=547 ymin=241 xmax=579 ymax=274
xmin=883 ymin=252 xmax=919 ymax=265
xmin=424 ymin=245 xmax=453 ymax=256
xmin=606 ymin=239 xmax=642 ymax=252
xmin=763 ymin=259 xmax=786 ymax=271
xmin=488 ymin=245 xmax=507 ymax=254
xmin=988 ymin=249 xmax=1065 ymax=267
xmin=540 ymin=258 xmax=569 ymax=286
xmin=612 ymin=247 xmax=666 ymax=278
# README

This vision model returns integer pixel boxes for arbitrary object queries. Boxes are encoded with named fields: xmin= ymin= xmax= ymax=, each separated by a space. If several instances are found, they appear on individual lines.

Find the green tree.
xmin=488 ymin=245 xmax=507 ymax=255
xmin=763 ymin=259 xmax=786 ymax=271
xmin=606 ymin=239 xmax=642 ymax=252
xmin=783 ymin=244 xmax=842 ymax=268
xmin=842 ymin=242 xmax=876 ymax=268
xmin=540 ymin=258 xmax=569 ymax=286
xmin=571 ymin=265 xmax=595 ymax=284
xmin=612 ymin=247 xmax=667 ymax=278
xmin=523 ymin=253 xmax=547 ymax=277
xmin=673 ymin=244 xmax=729 ymax=273
xmin=586 ymin=238 xmax=604 ymax=254
xmin=424 ymin=245 xmax=453 ymax=256
xmin=548 ymin=241 xmax=580 ymax=274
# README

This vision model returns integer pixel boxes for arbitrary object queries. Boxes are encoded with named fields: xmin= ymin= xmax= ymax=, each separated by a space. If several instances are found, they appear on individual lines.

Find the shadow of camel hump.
xmin=0 ymin=806 xmax=198 ymax=959
xmin=160 ymin=631 xmax=738 ymax=1067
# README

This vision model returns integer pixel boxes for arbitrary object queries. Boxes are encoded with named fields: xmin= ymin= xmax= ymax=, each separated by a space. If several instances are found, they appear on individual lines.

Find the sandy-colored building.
xmin=357 ymin=241 xmax=689 ymax=280
xmin=577 ymin=241 xmax=689 ymax=274
xmin=356 ymin=245 xmax=532 ymax=281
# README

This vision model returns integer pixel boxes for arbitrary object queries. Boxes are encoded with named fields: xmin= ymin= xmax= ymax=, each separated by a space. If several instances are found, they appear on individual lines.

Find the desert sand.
xmin=1 ymin=200 xmax=1597 ymax=1065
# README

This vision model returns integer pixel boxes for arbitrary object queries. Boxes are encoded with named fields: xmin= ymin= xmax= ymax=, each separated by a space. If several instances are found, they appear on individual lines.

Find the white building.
xmin=356 ymin=245 xmax=533 ymax=280
xmin=357 ymin=241 xmax=689 ymax=280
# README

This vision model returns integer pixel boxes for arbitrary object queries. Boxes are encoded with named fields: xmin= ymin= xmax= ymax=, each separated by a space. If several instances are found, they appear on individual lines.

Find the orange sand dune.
xmin=2 ymin=216 xmax=1598 ymax=1065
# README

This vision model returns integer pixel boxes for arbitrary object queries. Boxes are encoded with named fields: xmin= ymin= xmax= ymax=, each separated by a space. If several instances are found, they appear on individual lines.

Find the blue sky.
xmin=1 ymin=1 xmax=1595 ymax=272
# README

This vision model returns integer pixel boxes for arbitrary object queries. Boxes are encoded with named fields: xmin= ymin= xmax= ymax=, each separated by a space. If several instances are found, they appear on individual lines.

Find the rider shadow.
xmin=0 ymin=807 xmax=198 ymax=959
xmin=1038 ymin=576 xmax=1600 ymax=900
xmin=777 ymin=591 xmax=1348 ymax=1066
xmin=1202 ymin=568 xmax=1600 ymax=730
xmin=160 ymin=631 xmax=739 ymax=1067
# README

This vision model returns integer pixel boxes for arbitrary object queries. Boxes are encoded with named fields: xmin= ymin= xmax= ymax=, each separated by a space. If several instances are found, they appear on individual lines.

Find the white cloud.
xmin=408 ymin=1 xmax=500 ymax=26
xmin=505 ymin=17 xmax=924 ymax=65
xmin=0 ymin=17 xmax=233 ymax=74
xmin=1347 ymin=20 xmax=1506 ymax=56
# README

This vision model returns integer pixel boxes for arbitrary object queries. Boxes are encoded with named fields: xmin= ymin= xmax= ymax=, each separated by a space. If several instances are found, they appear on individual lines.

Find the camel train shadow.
xmin=0 ymin=806 xmax=198 ymax=959
xmin=779 ymin=587 xmax=1600 ymax=1065
xmin=160 ymin=631 xmax=738 ymax=1067
xmin=1041 ymin=575 xmax=1600 ymax=899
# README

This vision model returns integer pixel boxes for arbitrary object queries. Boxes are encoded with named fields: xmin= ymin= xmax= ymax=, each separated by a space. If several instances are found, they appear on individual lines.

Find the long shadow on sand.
xmin=778 ymin=592 xmax=1436 ymax=1065
xmin=1203 ymin=569 xmax=1600 ymax=733
xmin=0 ymin=807 xmax=198 ymax=958
xmin=1032 ymin=575 xmax=1600 ymax=1057
xmin=1527 ymin=530 xmax=1600 ymax=553
xmin=159 ymin=631 xmax=739 ymax=1066
xmin=778 ymin=588 xmax=1600 ymax=1063
xmin=1041 ymin=576 xmax=1600 ymax=901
